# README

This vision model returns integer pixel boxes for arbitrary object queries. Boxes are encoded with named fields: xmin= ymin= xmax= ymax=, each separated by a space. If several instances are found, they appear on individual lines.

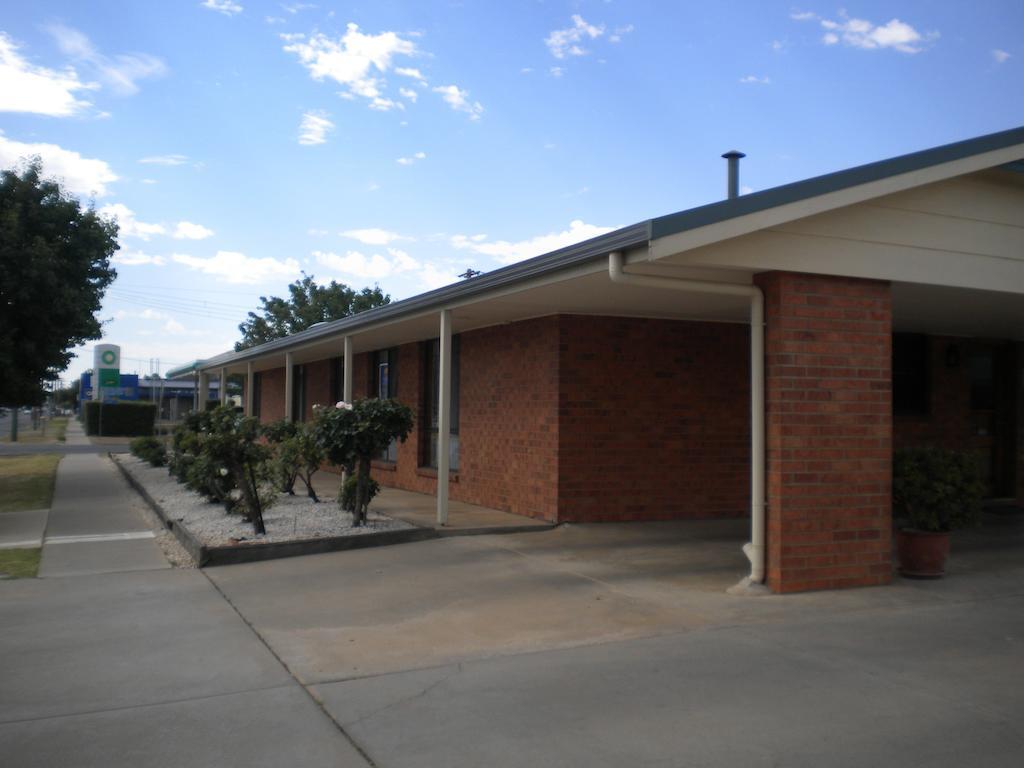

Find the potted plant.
xmin=892 ymin=447 xmax=984 ymax=578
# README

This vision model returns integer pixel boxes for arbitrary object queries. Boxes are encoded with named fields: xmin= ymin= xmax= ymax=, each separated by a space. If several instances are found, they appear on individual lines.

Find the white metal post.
xmin=245 ymin=362 xmax=254 ymax=417
xmin=198 ymin=372 xmax=210 ymax=411
xmin=284 ymin=352 xmax=294 ymax=422
xmin=343 ymin=336 xmax=353 ymax=403
xmin=437 ymin=309 xmax=452 ymax=526
xmin=219 ymin=367 xmax=228 ymax=406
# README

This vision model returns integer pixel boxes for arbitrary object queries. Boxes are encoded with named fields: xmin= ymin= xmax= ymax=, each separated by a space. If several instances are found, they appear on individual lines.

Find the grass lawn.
xmin=0 ymin=416 xmax=68 ymax=445
xmin=0 ymin=548 xmax=41 ymax=579
xmin=0 ymin=454 xmax=61 ymax=513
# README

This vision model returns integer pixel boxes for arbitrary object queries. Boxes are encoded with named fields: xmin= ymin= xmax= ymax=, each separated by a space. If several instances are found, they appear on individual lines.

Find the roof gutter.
xmin=608 ymin=251 xmax=768 ymax=594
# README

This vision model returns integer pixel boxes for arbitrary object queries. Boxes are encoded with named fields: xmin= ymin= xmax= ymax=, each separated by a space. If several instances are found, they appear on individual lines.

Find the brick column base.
xmin=757 ymin=271 xmax=893 ymax=593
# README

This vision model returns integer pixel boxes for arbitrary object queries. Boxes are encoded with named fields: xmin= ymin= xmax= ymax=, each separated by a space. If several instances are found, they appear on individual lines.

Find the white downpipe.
xmin=437 ymin=309 xmax=453 ymax=526
xmin=608 ymin=252 xmax=766 ymax=587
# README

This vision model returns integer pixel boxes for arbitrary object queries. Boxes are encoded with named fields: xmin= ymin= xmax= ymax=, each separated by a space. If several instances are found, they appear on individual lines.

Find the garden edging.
xmin=112 ymin=453 xmax=440 ymax=566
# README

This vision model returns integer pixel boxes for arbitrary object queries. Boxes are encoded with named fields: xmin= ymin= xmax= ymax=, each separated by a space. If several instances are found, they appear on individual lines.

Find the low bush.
xmin=893 ymin=447 xmax=985 ymax=532
xmin=130 ymin=436 xmax=166 ymax=467
xmin=262 ymin=419 xmax=324 ymax=502
xmin=341 ymin=474 xmax=380 ymax=513
xmin=83 ymin=401 xmax=157 ymax=437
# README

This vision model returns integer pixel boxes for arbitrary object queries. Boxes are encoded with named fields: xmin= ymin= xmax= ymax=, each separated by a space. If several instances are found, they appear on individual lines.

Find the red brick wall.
xmin=302 ymin=359 xmax=334 ymax=421
xmin=757 ymin=271 xmax=893 ymax=593
xmin=557 ymin=316 xmax=750 ymax=522
xmin=258 ymin=367 xmax=285 ymax=423
xmin=361 ymin=317 xmax=562 ymax=520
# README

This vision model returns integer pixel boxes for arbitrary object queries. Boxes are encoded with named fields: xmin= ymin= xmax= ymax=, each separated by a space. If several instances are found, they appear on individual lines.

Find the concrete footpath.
xmin=3 ymin=423 xmax=1023 ymax=766
xmin=0 ymin=435 xmax=371 ymax=767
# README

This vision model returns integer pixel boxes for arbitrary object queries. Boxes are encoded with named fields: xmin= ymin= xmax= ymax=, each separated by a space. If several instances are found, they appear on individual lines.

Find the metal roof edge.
xmin=649 ymin=125 xmax=1024 ymax=240
xmin=200 ymin=221 xmax=651 ymax=370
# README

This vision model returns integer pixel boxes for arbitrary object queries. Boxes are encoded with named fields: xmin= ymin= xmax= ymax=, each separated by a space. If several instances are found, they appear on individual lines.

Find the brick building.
xmin=197 ymin=127 xmax=1024 ymax=593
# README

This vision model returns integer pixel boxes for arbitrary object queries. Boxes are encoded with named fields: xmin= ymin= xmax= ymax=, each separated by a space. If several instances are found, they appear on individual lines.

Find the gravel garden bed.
xmin=114 ymin=455 xmax=427 ymax=565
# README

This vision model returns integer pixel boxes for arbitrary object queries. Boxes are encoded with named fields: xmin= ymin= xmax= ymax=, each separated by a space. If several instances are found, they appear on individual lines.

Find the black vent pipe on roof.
xmin=722 ymin=150 xmax=746 ymax=199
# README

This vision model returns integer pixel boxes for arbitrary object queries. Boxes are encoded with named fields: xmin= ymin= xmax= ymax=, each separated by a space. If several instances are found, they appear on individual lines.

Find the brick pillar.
xmin=756 ymin=272 xmax=893 ymax=593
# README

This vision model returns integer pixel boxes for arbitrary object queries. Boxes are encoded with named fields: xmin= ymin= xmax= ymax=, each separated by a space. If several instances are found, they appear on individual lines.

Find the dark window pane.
xmin=893 ymin=334 xmax=929 ymax=415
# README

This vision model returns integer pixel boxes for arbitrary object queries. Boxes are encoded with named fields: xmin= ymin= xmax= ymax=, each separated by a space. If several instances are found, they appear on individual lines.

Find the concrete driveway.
xmin=205 ymin=514 xmax=1024 ymax=767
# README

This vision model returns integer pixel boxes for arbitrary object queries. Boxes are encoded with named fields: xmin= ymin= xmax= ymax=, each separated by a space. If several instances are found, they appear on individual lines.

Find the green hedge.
xmin=83 ymin=401 xmax=157 ymax=437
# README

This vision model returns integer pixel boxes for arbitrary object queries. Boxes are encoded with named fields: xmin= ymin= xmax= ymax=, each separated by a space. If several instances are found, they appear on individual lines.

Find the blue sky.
xmin=2 ymin=1 xmax=1021 ymax=385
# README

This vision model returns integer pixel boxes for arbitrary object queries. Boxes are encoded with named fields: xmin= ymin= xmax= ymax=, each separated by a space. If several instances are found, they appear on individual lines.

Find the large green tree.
xmin=0 ymin=162 xmax=118 ymax=404
xmin=235 ymin=273 xmax=389 ymax=351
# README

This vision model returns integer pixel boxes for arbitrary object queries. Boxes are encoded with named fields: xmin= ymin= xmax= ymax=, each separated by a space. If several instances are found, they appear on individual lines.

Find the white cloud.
xmin=399 ymin=87 xmax=418 ymax=102
xmin=98 ymin=203 xmax=166 ymax=240
xmin=609 ymin=25 xmax=634 ymax=44
xmin=396 ymin=151 xmax=426 ymax=165
xmin=173 ymin=221 xmax=215 ymax=240
xmin=283 ymin=24 xmax=417 ymax=111
xmin=546 ymin=15 xmax=604 ymax=59
xmin=549 ymin=66 xmax=565 ymax=78
xmin=141 ymin=178 xmax=158 ymax=184
xmin=992 ymin=49 xmax=1011 ymax=64
xmin=298 ymin=111 xmax=334 ymax=145
xmin=111 ymin=250 xmax=166 ymax=266
xmin=395 ymin=66 xmax=425 ymax=81
xmin=0 ymin=133 xmax=117 ymax=197
xmin=282 ymin=2 xmax=316 ymax=13
xmin=314 ymin=247 xmax=419 ymax=279
xmin=340 ymin=228 xmax=408 ymax=245
xmin=0 ymin=32 xmax=95 ymax=116
xmin=739 ymin=75 xmax=771 ymax=84
xmin=418 ymin=262 xmax=459 ymax=289
xmin=201 ymin=0 xmax=243 ymax=16
xmin=138 ymin=154 xmax=189 ymax=166
xmin=795 ymin=11 xmax=937 ymax=53
xmin=433 ymin=84 xmax=483 ymax=120
xmin=172 ymin=251 xmax=300 ymax=284
xmin=307 ymin=228 xmax=328 ymax=236
xmin=47 ymin=24 xmax=166 ymax=97
xmin=451 ymin=219 xmax=616 ymax=265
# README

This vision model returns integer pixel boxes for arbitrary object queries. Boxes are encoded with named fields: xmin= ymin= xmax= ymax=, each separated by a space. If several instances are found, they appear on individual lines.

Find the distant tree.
xmin=235 ymin=273 xmax=389 ymax=351
xmin=0 ymin=161 xmax=118 ymax=405
xmin=54 ymin=379 xmax=81 ymax=409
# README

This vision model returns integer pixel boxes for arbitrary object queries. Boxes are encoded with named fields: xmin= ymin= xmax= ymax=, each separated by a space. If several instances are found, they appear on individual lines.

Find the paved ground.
xmin=2 ymin=442 xmax=1023 ymax=766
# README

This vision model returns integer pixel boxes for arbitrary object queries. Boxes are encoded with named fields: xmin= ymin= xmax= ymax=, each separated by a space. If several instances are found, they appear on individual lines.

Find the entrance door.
xmin=970 ymin=343 xmax=1018 ymax=498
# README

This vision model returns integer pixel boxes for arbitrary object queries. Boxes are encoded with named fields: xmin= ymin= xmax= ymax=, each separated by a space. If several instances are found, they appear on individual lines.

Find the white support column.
xmin=284 ymin=352 xmax=294 ymax=422
xmin=245 ymin=362 xmax=254 ymax=417
xmin=341 ymin=336 xmax=354 ymax=486
xmin=343 ymin=336 xmax=353 ymax=403
xmin=436 ymin=309 xmax=452 ymax=526
xmin=198 ymin=372 xmax=210 ymax=411
xmin=219 ymin=367 xmax=228 ymax=406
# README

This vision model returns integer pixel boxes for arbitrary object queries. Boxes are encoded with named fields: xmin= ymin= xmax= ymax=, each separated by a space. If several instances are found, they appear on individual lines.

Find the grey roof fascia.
xmin=650 ymin=125 xmax=1024 ymax=240
xmin=199 ymin=221 xmax=651 ymax=371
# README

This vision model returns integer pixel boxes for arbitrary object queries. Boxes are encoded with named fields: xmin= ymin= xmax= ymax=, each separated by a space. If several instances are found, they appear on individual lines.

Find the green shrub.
xmin=194 ymin=406 xmax=276 ymax=534
xmin=130 ymin=436 xmax=166 ymax=467
xmin=893 ymin=447 xmax=985 ymax=532
xmin=263 ymin=419 xmax=324 ymax=502
xmin=341 ymin=474 xmax=380 ymax=513
xmin=313 ymin=398 xmax=413 ymax=526
xmin=83 ymin=401 xmax=157 ymax=437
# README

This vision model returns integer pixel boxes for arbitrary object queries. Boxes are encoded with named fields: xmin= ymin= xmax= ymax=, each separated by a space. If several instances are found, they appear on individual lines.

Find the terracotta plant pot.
xmin=896 ymin=529 xmax=950 ymax=578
